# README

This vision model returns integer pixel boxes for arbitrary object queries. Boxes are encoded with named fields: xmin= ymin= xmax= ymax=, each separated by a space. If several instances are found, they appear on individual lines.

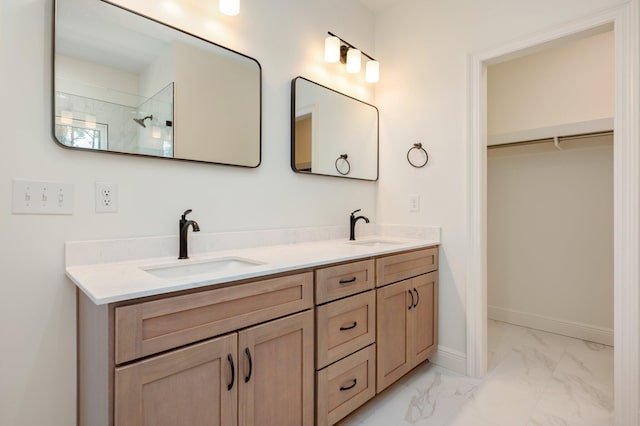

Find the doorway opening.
xmin=466 ymin=3 xmax=639 ymax=424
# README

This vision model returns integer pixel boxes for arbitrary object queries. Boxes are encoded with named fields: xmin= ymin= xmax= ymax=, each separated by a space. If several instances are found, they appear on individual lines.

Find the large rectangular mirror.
xmin=291 ymin=77 xmax=378 ymax=181
xmin=53 ymin=0 xmax=261 ymax=167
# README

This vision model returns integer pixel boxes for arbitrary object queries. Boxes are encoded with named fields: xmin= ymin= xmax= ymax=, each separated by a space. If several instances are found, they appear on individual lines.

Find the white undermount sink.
xmin=345 ymin=239 xmax=404 ymax=247
xmin=142 ymin=256 xmax=265 ymax=279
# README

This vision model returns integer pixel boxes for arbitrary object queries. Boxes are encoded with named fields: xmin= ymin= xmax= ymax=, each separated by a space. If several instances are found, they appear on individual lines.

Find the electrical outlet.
xmin=409 ymin=194 xmax=420 ymax=212
xmin=95 ymin=182 xmax=118 ymax=213
xmin=12 ymin=179 xmax=73 ymax=215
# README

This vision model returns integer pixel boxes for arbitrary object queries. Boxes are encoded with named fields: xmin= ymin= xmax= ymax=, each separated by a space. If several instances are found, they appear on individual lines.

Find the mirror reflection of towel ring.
xmin=407 ymin=143 xmax=428 ymax=168
xmin=335 ymin=154 xmax=351 ymax=175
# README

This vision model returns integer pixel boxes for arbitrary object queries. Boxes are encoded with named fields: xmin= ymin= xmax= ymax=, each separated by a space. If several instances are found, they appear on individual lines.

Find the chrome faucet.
xmin=349 ymin=209 xmax=370 ymax=241
xmin=178 ymin=209 xmax=200 ymax=259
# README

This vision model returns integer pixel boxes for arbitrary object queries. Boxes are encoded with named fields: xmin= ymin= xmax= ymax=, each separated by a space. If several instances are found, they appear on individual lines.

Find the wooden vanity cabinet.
xmin=79 ymin=272 xmax=314 ymax=426
xmin=114 ymin=310 xmax=314 ymax=426
xmin=314 ymin=261 xmax=377 ymax=426
xmin=78 ymin=246 xmax=438 ymax=426
xmin=376 ymin=269 xmax=438 ymax=393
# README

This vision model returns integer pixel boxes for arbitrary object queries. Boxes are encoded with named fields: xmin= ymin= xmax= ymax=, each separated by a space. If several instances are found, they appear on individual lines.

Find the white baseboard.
xmin=488 ymin=305 xmax=613 ymax=346
xmin=430 ymin=345 xmax=467 ymax=374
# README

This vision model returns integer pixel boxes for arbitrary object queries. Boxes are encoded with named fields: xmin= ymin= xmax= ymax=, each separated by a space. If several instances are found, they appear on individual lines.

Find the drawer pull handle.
xmin=244 ymin=348 xmax=253 ymax=383
xmin=227 ymin=354 xmax=235 ymax=391
xmin=340 ymin=379 xmax=358 ymax=391
xmin=413 ymin=288 xmax=419 ymax=308
xmin=340 ymin=322 xmax=358 ymax=331
xmin=339 ymin=277 xmax=357 ymax=284
xmin=408 ymin=289 xmax=414 ymax=310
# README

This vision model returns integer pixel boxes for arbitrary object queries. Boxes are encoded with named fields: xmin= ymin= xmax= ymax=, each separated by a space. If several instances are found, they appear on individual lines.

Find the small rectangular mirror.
xmin=53 ymin=0 xmax=262 ymax=167
xmin=291 ymin=77 xmax=379 ymax=181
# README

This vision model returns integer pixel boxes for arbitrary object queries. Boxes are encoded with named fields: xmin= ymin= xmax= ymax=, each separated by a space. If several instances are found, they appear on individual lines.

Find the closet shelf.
xmin=488 ymin=117 xmax=613 ymax=147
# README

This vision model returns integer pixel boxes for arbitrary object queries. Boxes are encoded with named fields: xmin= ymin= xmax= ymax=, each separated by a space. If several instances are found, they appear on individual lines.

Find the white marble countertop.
xmin=66 ymin=231 xmax=439 ymax=305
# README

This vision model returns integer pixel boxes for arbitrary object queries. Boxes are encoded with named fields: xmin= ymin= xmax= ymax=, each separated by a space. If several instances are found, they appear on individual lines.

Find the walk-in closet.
xmin=487 ymin=29 xmax=614 ymax=345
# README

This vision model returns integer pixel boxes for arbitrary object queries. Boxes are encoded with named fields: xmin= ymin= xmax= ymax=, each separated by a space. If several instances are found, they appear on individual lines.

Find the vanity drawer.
xmin=315 ymin=259 xmax=375 ymax=304
xmin=115 ymin=272 xmax=313 ymax=364
xmin=376 ymin=247 xmax=438 ymax=287
xmin=316 ymin=344 xmax=376 ymax=426
xmin=316 ymin=290 xmax=376 ymax=369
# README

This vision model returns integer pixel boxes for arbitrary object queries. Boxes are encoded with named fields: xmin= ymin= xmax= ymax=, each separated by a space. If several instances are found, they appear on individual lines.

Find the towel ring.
xmin=407 ymin=143 xmax=428 ymax=168
xmin=335 ymin=154 xmax=351 ymax=175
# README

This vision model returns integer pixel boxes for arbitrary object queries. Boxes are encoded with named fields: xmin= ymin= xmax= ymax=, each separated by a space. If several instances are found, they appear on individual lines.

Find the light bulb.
xmin=219 ymin=0 xmax=239 ymax=16
xmin=325 ymin=36 xmax=340 ymax=63
xmin=346 ymin=48 xmax=361 ymax=73
xmin=365 ymin=60 xmax=379 ymax=83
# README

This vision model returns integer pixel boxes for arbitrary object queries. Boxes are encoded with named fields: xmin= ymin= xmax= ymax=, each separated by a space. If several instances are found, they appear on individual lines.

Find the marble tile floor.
xmin=340 ymin=320 xmax=614 ymax=426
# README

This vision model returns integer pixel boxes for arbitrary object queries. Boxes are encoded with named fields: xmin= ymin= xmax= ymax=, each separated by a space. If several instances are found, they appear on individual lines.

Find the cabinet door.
xmin=238 ymin=310 xmax=314 ymax=426
xmin=410 ymin=271 xmax=438 ymax=366
xmin=115 ymin=334 xmax=238 ymax=426
xmin=376 ymin=280 xmax=412 ymax=393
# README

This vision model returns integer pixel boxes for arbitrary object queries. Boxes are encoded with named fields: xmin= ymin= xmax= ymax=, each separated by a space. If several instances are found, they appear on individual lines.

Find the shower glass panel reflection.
xmin=54 ymin=82 xmax=174 ymax=157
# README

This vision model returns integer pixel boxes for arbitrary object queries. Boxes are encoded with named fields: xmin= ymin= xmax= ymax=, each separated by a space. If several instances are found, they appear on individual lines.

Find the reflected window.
xmin=55 ymin=116 xmax=108 ymax=150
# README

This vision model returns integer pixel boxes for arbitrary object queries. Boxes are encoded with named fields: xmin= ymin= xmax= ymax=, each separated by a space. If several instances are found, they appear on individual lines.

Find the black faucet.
xmin=349 ymin=209 xmax=370 ymax=241
xmin=178 ymin=209 xmax=200 ymax=259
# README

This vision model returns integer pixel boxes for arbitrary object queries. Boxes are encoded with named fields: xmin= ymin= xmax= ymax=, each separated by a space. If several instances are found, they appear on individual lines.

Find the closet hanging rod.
xmin=487 ymin=130 xmax=613 ymax=150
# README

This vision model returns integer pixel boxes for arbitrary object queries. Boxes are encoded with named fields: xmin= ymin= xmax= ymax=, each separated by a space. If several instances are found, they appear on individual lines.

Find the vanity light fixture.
xmin=324 ymin=32 xmax=379 ymax=83
xmin=219 ymin=0 xmax=240 ymax=16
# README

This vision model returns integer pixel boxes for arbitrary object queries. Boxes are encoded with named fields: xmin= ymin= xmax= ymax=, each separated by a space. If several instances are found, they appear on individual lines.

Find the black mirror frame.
xmin=290 ymin=76 xmax=379 ymax=181
xmin=51 ymin=0 xmax=263 ymax=168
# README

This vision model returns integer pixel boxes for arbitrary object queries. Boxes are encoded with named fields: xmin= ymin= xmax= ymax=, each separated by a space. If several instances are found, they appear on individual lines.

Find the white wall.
xmin=55 ymin=54 xmax=140 ymax=106
xmin=373 ymin=0 xmax=626 ymax=357
xmin=488 ymin=137 xmax=614 ymax=336
xmin=173 ymin=41 xmax=260 ymax=165
xmin=0 ymin=1 xmax=377 ymax=425
xmin=488 ymin=31 xmax=614 ymax=135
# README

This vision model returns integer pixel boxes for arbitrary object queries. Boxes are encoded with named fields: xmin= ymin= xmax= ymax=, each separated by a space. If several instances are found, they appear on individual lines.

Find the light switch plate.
xmin=12 ymin=179 xmax=74 ymax=215
xmin=409 ymin=194 xmax=420 ymax=212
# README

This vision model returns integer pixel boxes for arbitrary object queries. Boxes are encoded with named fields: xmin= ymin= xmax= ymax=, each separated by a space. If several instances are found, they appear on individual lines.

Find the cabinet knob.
xmin=408 ymin=290 xmax=414 ymax=310
xmin=413 ymin=288 xmax=419 ymax=308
